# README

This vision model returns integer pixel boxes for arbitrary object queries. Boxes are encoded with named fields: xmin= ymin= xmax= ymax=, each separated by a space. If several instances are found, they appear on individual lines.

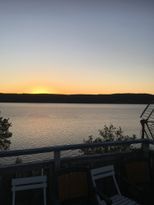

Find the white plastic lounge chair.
xmin=12 ymin=175 xmax=47 ymax=205
xmin=91 ymin=165 xmax=139 ymax=205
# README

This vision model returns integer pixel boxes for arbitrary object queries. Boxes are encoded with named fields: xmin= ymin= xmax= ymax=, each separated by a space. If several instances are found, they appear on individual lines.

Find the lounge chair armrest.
xmin=94 ymin=186 xmax=112 ymax=205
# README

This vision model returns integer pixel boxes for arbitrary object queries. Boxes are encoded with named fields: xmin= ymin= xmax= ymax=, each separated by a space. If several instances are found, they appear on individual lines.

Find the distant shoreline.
xmin=0 ymin=93 xmax=153 ymax=104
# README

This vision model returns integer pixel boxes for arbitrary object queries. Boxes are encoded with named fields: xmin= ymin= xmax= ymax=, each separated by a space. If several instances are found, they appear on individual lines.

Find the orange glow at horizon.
xmin=30 ymin=86 xmax=56 ymax=94
xmin=0 ymin=84 xmax=154 ymax=95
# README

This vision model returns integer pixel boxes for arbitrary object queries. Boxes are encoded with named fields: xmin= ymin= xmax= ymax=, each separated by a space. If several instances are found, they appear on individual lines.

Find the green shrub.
xmin=0 ymin=115 xmax=12 ymax=150
xmin=82 ymin=124 xmax=136 ymax=155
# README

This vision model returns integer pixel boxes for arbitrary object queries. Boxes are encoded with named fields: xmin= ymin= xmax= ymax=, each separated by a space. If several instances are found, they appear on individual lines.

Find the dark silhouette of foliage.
xmin=82 ymin=124 xmax=136 ymax=155
xmin=0 ymin=115 xmax=12 ymax=150
xmin=0 ymin=93 xmax=153 ymax=104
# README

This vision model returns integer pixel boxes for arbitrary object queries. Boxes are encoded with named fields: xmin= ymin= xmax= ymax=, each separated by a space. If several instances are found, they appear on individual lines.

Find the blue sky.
xmin=0 ymin=0 xmax=154 ymax=94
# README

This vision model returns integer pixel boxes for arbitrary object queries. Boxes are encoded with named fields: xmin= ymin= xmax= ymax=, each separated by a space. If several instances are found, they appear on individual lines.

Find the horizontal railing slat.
xmin=0 ymin=139 xmax=150 ymax=158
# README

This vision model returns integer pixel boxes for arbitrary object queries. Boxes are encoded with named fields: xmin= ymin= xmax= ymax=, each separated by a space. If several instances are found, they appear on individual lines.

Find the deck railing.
xmin=1 ymin=138 xmax=154 ymax=205
xmin=0 ymin=138 xmax=153 ymax=171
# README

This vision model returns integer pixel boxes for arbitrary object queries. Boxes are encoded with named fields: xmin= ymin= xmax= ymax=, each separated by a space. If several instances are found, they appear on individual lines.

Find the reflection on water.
xmin=0 ymin=103 xmax=145 ymax=151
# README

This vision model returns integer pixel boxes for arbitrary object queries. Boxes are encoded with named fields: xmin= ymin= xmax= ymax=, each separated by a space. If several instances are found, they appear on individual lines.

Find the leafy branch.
xmin=0 ymin=115 xmax=12 ymax=150
xmin=81 ymin=124 xmax=136 ymax=155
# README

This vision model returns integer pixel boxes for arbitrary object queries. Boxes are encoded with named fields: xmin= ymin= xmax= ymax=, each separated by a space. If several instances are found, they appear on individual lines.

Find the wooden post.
xmin=53 ymin=151 xmax=61 ymax=205
xmin=140 ymin=119 xmax=149 ymax=152
xmin=142 ymin=140 xmax=150 ymax=158
xmin=140 ymin=119 xmax=146 ymax=139
xmin=54 ymin=150 xmax=61 ymax=172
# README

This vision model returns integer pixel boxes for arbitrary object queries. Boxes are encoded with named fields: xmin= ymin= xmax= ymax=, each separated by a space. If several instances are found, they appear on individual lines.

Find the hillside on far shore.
xmin=0 ymin=93 xmax=154 ymax=104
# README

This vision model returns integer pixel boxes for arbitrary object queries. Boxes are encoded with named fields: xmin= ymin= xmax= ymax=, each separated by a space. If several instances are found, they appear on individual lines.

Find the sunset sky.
xmin=0 ymin=0 xmax=154 ymax=94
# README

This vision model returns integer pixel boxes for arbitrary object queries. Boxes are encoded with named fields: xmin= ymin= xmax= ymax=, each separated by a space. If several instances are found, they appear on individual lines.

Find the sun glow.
xmin=31 ymin=87 xmax=54 ymax=94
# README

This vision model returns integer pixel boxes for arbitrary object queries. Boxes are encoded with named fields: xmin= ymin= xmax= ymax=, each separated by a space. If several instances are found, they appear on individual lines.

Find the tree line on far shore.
xmin=0 ymin=93 xmax=153 ymax=104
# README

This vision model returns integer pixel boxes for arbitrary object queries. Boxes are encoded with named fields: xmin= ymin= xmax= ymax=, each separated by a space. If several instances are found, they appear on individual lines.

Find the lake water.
xmin=0 ymin=103 xmax=145 ymax=151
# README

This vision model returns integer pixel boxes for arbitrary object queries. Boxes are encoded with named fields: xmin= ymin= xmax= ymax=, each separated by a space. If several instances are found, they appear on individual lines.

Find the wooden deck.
xmin=0 ymin=139 xmax=154 ymax=205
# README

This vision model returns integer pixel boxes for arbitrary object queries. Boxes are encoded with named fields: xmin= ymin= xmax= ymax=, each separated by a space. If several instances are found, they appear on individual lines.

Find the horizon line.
xmin=0 ymin=92 xmax=153 ymax=95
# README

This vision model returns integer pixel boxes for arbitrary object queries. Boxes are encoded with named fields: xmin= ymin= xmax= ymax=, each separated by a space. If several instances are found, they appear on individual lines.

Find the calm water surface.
xmin=0 ymin=103 xmax=145 ymax=150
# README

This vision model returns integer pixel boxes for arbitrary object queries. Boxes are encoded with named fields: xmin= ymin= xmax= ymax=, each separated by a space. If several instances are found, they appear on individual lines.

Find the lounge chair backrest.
xmin=91 ymin=165 xmax=121 ymax=196
xmin=12 ymin=175 xmax=47 ymax=205
xmin=91 ymin=165 xmax=139 ymax=205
